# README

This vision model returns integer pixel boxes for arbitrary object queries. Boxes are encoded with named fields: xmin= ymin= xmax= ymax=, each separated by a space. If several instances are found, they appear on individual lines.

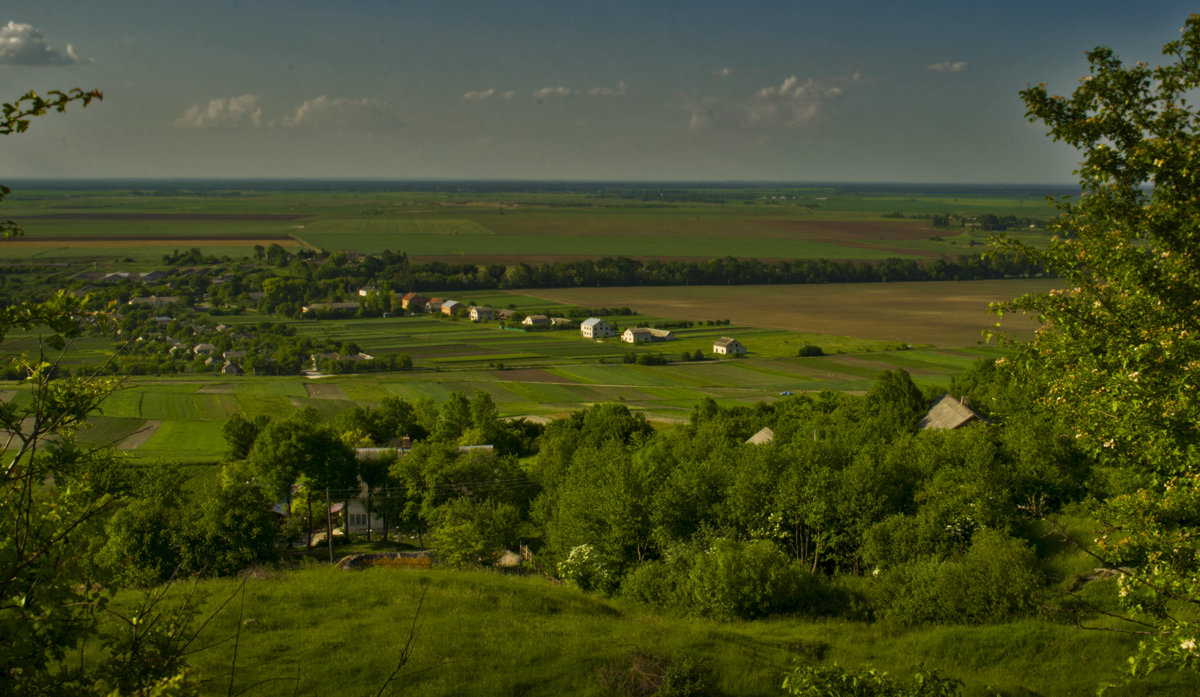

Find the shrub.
xmin=558 ymin=543 xmax=618 ymax=593
xmin=881 ymin=529 xmax=1042 ymax=625
xmin=685 ymin=538 xmax=809 ymax=619
xmin=798 ymin=344 xmax=824 ymax=357
xmin=635 ymin=352 xmax=667 ymax=366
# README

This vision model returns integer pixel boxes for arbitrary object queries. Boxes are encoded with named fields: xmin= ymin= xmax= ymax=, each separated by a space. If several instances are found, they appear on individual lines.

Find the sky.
xmin=0 ymin=1 xmax=1194 ymax=183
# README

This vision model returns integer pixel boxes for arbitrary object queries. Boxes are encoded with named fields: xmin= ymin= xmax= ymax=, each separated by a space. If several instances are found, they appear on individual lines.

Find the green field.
xmin=0 ymin=184 xmax=1060 ymax=263
xmin=51 ymin=340 xmax=999 ymax=463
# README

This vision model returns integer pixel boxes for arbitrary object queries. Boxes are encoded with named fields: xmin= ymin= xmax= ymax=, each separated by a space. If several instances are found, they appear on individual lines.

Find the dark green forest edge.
xmin=6 ymin=16 xmax=1200 ymax=697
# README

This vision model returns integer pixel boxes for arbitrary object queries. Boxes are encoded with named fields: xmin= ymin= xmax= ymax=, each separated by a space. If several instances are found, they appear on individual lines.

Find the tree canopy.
xmin=997 ymin=15 xmax=1200 ymax=679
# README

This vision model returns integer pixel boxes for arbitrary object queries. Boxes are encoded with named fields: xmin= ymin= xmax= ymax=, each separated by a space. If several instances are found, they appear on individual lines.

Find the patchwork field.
xmin=10 ymin=278 xmax=1042 ymax=462
xmin=61 ymin=338 xmax=1004 ymax=462
xmin=522 ymin=278 xmax=1058 ymax=346
xmin=0 ymin=184 xmax=1059 ymax=263
xmin=0 ymin=184 xmax=1063 ymax=462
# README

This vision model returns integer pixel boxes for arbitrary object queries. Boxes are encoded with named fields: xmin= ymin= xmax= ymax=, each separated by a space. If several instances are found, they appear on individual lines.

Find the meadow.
xmin=104 ymin=565 xmax=1191 ymax=697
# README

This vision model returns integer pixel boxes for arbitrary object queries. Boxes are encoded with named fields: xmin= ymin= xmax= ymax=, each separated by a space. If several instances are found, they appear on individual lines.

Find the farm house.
xmin=580 ymin=317 xmax=616 ymax=338
xmin=622 ymin=327 xmax=674 ymax=344
xmin=713 ymin=337 xmax=746 ymax=355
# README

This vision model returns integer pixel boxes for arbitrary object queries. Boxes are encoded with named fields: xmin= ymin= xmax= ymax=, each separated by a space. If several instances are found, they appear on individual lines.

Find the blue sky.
xmin=0 ymin=1 xmax=1193 ymax=182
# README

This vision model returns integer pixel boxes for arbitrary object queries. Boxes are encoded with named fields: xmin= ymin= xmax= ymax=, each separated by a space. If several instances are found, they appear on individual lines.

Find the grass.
xmin=102 ymin=565 xmax=1190 ymax=697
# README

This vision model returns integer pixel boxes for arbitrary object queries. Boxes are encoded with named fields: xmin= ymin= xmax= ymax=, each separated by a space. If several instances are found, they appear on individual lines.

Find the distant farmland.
xmin=522 ymin=278 xmax=1059 ymax=346
xmin=0 ymin=185 xmax=1057 ymax=263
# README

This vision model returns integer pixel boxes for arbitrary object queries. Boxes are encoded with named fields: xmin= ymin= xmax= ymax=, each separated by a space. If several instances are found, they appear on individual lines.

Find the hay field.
xmin=522 ymin=279 xmax=1060 ymax=347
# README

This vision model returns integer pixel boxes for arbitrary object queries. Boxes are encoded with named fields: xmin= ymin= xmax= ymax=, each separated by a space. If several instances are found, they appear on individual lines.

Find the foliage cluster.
xmin=993 ymin=15 xmax=1200 ymax=680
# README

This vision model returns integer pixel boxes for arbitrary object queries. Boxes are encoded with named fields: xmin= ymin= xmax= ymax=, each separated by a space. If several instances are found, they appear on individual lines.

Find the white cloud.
xmin=282 ymin=96 xmax=391 ymax=129
xmin=0 ymin=21 xmax=88 ymax=66
xmin=463 ymin=88 xmax=514 ymax=101
xmin=928 ymin=61 xmax=968 ymax=73
xmin=588 ymin=81 xmax=627 ymax=97
xmin=712 ymin=67 xmax=733 ymax=77
xmin=745 ymin=75 xmax=844 ymax=128
xmin=687 ymin=73 xmax=852 ymax=131
xmin=175 ymin=95 xmax=263 ymax=129
xmin=533 ymin=86 xmax=574 ymax=99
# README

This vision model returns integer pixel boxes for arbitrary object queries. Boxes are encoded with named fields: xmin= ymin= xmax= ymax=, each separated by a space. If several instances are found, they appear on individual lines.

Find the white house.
xmin=523 ymin=314 xmax=550 ymax=327
xmin=622 ymin=328 xmax=652 ymax=343
xmin=470 ymin=306 xmax=494 ymax=321
xmin=580 ymin=317 xmax=616 ymax=339
xmin=622 ymin=327 xmax=674 ymax=344
xmin=713 ymin=337 xmax=746 ymax=355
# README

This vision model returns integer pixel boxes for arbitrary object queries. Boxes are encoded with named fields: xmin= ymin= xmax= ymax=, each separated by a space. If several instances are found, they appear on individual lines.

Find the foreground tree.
xmin=0 ymin=90 xmax=207 ymax=695
xmin=997 ymin=16 xmax=1200 ymax=680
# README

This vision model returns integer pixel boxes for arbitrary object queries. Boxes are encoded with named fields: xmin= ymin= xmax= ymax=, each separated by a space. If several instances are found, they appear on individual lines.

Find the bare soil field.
xmin=118 ymin=420 xmax=161 ymax=450
xmin=754 ymin=219 xmax=941 ymax=257
xmin=523 ymin=278 xmax=1061 ymax=347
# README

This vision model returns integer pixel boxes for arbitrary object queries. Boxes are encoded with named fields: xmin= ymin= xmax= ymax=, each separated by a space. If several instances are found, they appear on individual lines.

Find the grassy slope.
xmin=117 ymin=566 xmax=1192 ymax=697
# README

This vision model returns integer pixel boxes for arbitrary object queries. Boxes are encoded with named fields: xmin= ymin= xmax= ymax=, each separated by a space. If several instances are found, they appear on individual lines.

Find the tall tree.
xmin=998 ymin=16 xmax=1200 ymax=680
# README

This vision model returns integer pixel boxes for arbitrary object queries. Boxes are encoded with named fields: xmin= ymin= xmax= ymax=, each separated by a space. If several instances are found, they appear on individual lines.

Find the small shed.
xmin=746 ymin=427 xmax=775 ymax=445
xmin=918 ymin=394 xmax=982 ymax=431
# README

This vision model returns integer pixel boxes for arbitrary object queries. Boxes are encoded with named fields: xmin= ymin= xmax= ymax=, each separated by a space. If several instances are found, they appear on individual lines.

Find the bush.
xmin=685 ymin=538 xmax=810 ymax=619
xmin=880 ymin=529 xmax=1042 ymax=625
xmin=620 ymin=559 xmax=677 ymax=606
xmin=798 ymin=344 xmax=824 ymax=357
xmin=558 ymin=543 xmax=618 ymax=593
xmin=635 ymin=352 xmax=667 ymax=366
